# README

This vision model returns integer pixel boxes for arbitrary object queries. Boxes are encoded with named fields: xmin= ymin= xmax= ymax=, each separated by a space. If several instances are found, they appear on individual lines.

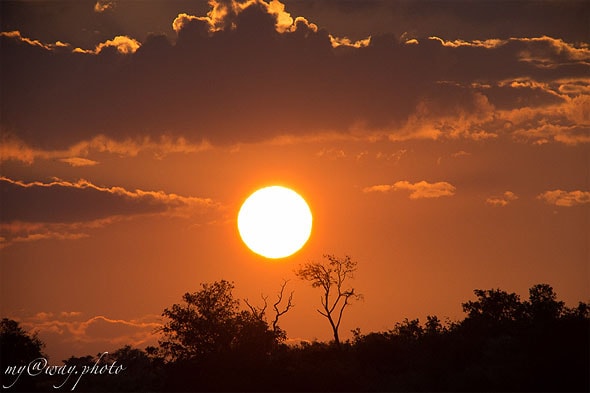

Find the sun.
xmin=237 ymin=186 xmax=313 ymax=259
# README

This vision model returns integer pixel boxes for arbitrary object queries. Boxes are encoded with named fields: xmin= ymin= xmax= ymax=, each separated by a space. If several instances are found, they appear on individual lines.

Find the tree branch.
xmin=296 ymin=255 xmax=361 ymax=348
xmin=244 ymin=294 xmax=268 ymax=321
xmin=272 ymin=279 xmax=294 ymax=331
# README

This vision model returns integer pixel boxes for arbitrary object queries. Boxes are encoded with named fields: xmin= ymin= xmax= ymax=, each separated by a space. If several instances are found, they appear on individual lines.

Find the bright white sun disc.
xmin=237 ymin=186 xmax=312 ymax=259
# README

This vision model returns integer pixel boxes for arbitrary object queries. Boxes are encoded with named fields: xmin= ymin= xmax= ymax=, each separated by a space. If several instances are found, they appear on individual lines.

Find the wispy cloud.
xmin=1 ymin=177 xmax=216 ymax=212
xmin=0 ymin=30 xmax=70 ymax=51
xmin=1 ymin=134 xmax=211 ymax=165
xmin=486 ymin=191 xmax=519 ymax=207
xmin=363 ymin=180 xmax=456 ymax=199
xmin=0 ymin=177 xmax=220 ymax=248
xmin=17 ymin=312 xmax=161 ymax=359
xmin=23 ymin=311 xmax=161 ymax=341
xmin=428 ymin=36 xmax=507 ymax=49
xmin=315 ymin=147 xmax=346 ymax=160
xmin=452 ymin=150 xmax=471 ymax=158
xmin=0 ymin=217 xmax=124 ymax=249
xmin=59 ymin=157 xmax=100 ymax=167
xmin=363 ymin=184 xmax=396 ymax=193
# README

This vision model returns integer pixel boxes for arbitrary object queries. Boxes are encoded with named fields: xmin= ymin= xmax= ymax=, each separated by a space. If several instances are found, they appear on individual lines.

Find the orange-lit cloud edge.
xmin=0 ymin=177 xmax=221 ymax=249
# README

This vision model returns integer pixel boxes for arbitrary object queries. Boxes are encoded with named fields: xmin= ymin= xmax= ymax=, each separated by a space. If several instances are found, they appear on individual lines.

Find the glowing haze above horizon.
xmin=0 ymin=0 xmax=588 ymax=362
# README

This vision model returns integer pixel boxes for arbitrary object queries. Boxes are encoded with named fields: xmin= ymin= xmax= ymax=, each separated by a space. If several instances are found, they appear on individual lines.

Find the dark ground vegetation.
xmin=2 ymin=282 xmax=588 ymax=392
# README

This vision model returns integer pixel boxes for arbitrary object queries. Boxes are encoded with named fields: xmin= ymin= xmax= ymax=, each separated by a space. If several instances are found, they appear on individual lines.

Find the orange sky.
xmin=1 ymin=0 xmax=589 ymax=362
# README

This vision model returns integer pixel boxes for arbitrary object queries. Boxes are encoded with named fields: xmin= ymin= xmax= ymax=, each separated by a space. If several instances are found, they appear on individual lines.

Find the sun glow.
xmin=237 ymin=186 xmax=312 ymax=259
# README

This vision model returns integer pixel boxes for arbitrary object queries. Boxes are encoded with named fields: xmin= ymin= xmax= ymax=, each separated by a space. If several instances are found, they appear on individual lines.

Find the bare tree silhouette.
xmin=295 ymin=254 xmax=362 ymax=348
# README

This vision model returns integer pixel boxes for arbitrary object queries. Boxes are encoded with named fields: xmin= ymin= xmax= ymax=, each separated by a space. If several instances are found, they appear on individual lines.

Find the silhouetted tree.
xmin=462 ymin=288 xmax=524 ymax=328
xmin=159 ymin=280 xmax=284 ymax=363
xmin=525 ymin=283 xmax=565 ymax=321
xmin=159 ymin=280 xmax=241 ymax=360
xmin=391 ymin=318 xmax=423 ymax=340
xmin=0 ymin=318 xmax=45 ymax=363
xmin=424 ymin=315 xmax=446 ymax=335
xmin=0 ymin=319 xmax=46 ymax=391
xmin=295 ymin=254 xmax=362 ymax=348
xmin=564 ymin=301 xmax=590 ymax=319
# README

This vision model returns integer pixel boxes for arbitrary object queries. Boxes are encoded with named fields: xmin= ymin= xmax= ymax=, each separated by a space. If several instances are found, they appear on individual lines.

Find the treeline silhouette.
xmin=1 ymin=282 xmax=588 ymax=392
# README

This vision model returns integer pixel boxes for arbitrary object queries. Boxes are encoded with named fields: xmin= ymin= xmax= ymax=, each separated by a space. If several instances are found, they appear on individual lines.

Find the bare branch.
xmin=272 ymin=279 xmax=295 ymax=331
xmin=244 ymin=294 xmax=268 ymax=321
xmin=335 ymin=290 xmax=353 ymax=331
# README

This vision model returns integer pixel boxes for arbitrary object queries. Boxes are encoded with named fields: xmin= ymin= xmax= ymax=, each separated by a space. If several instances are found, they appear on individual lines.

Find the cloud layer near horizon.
xmin=15 ymin=311 xmax=161 ymax=361
xmin=1 ymin=0 xmax=588 ymax=162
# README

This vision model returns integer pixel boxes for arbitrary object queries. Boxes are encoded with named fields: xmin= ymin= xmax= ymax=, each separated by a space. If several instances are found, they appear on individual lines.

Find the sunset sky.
xmin=1 ymin=0 xmax=589 ymax=363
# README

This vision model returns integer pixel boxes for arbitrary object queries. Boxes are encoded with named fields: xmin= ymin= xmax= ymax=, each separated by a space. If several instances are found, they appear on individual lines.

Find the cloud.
xmin=1 ymin=230 xmax=90 ymax=248
xmin=172 ymin=13 xmax=211 ymax=35
xmin=384 ymin=82 xmax=589 ymax=145
xmin=267 ymin=0 xmax=294 ymax=33
xmin=0 ymin=217 xmax=128 ymax=250
xmin=387 ymin=88 xmax=499 ymax=142
xmin=73 ymin=35 xmax=141 ymax=54
xmin=0 ymin=177 xmax=219 ymax=248
xmin=59 ymin=157 xmax=100 ymax=167
xmin=1 ymin=30 xmax=140 ymax=55
xmin=94 ymin=1 xmax=115 ymax=13
xmin=0 ymin=176 xmax=216 ymax=223
xmin=172 ymin=0 xmax=294 ymax=36
xmin=428 ymin=36 xmax=506 ymax=49
xmin=393 ymin=181 xmax=457 ymax=199
xmin=537 ymin=190 xmax=590 ymax=207
xmin=1 ymin=1 xmax=588 ymax=151
xmin=557 ymin=78 xmax=590 ymax=95
xmin=60 ymin=311 xmax=83 ymax=318
xmin=0 ymin=31 xmax=70 ymax=51
xmin=315 ymin=147 xmax=346 ymax=160
xmin=329 ymin=35 xmax=371 ymax=48
xmin=17 ymin=312 xmax=161 ymax=359
xmin=486 ymin=191 xmax=519 ymax=207
xmin=452 ymin=150 xmax=471 ymax=158
xmin=363 ymin=184 xmax=395 ymax=193
xmin=500 ymin=95 xmax=590 ymax=145
xmin=364 ymin=180 xmax=456 ymax=199
xmin=1 ymin=134 xmax=211 ymax=165
xmin=375 ymin=149 xmax=407 ymax=162
xmin=515 ymin=36 xmax=590 ymax=67
xmin=426 ymin=35 xmax=590 ymax=67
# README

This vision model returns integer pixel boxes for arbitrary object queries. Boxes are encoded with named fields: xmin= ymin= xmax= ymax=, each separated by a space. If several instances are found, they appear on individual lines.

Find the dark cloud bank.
xmin=1 ymin=0 xmax=588 ymax=151
xmin=0 ymin=177 xmax=214 ymax=223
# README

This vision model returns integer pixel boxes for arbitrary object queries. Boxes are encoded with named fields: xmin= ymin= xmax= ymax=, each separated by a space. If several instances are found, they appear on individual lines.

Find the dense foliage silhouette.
xmin=2 ymin=283 xmax=588 ymax=391
xmin=0 ymin=318 xmax=46 ymax=392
